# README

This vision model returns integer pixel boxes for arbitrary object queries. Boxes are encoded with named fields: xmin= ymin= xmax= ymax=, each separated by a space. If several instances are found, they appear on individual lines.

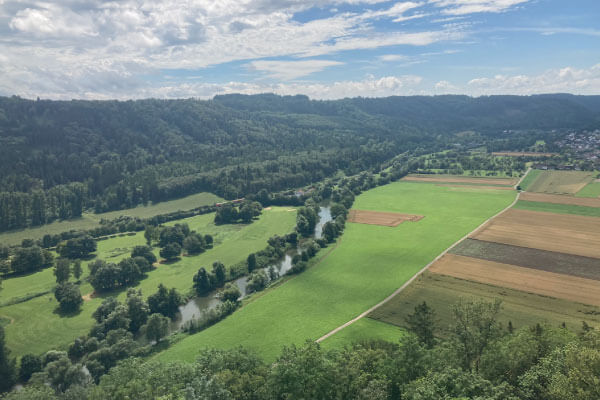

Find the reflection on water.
xmin=174 ymin=206 xmax=333 ymax=330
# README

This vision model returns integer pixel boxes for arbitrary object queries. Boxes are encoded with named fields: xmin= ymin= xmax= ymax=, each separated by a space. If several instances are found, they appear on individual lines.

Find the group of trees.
xmin=88 ymin=257 xmax=152 ymax=293
xmin=5 ymin=297 xmax=600 ymax=399
xmin=214 ymin=201 xmax=262 ymax=224
xmin=192 ymin=261 xmax=227 ymax=296
xmin=0 ymin=245 xmax=53 ymax=276
xmin=145 ymin=223 xmax=213 ymax=261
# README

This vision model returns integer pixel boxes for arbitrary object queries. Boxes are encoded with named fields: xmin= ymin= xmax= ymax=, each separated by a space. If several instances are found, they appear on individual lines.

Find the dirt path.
xmin=315 ymin=170 xmax=530 ymax=343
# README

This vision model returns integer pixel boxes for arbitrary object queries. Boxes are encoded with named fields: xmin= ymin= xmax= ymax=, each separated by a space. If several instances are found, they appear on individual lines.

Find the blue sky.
xmin=0 ymin=0 xmax=598 ymax=99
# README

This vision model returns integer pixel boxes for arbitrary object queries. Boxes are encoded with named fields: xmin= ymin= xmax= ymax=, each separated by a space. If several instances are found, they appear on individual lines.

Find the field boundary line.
xmin=315 ymin=173 xmax=528 ymax=343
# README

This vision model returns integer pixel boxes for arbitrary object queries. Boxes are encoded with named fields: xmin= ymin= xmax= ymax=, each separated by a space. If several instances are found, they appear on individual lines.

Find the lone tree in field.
xmin=145 ymin=313 xmax=169 ymax=343
xmin=54 ymin=282 xmax=83 ymax=313
xmin=406 ymin=301 xmax=436 ymax=348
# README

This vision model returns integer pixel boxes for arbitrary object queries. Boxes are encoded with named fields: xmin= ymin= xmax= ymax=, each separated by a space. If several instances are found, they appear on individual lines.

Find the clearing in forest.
xmin=402 ymin=174 xmax=516 ymax=186
xmin=471 ymin=208 xmax=600 ymax=258
xmin=347 ymin=209 xmax=424 ymax=227
xmin=525 ymin=170 xmax=594 ymax=195
xmin=428 ymin=254 xmax=600 ymax=307
xmin=520 ymin=192 xmax=600 ymax=207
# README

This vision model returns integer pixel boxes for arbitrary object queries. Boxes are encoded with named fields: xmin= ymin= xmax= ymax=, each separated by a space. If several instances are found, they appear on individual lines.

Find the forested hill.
xmin=0 ymin=93 xmax=599 ymax=232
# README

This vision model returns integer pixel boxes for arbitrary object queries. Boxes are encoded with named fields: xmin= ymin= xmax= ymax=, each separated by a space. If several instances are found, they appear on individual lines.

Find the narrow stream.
xmin=172 ymin=206 xmax=332 ymax=330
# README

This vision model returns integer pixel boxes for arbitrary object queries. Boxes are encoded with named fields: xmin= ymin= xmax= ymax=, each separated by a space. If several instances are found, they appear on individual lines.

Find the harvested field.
xmin=369 ymin=273 xmax=600 ymax=334
xmin=526 ymin=170 xmax=594 ymax=195
xmin=492 ymin=151 xmax=557 ymax=157
xmin=436 ymin=184 xmax=515 ymax=191
xmin=347 ymin=209 xmax=424 ymax=227
xmin=471 ymin=208 xmax=600 ymax=258
xmin=429 ymin=254 xmax=600 ymax=306
xmin=520 ymin=192 xmax=600 ymax=207
xmin=402 ymin=174 xmax=516 ymax=186
xmin=514 ymin=201 xmax=600 ymax=217
xmin=451 ymin=239 xmax=600 ymax=281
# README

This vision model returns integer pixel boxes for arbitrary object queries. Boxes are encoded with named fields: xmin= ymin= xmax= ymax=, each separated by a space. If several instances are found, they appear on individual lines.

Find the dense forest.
xmin=1 ymin=93 xmax=599 ymax=232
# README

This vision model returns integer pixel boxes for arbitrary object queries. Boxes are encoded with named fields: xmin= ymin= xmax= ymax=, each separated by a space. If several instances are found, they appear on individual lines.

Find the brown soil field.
xmin=451 ymin=239 xmax=600 ymax=281
xmin=429 ymin=254 xmax=600 ymax=306
xmin=436 ymin=184 xmax=515 ymax=191
xmin=402 ymin=174 xmax=516 ymax=186
xmin=492 ymin=152 xmax=557 ymax=157
xmin=368 ymin=272 xmax=600 ymax=335
xmin=471 ymin=208 xmax=600 ymax=258
xmin=347 ymin=209 xmax=424 ymax=227
xmin=520 ymin=192 xmax=600 ymax=207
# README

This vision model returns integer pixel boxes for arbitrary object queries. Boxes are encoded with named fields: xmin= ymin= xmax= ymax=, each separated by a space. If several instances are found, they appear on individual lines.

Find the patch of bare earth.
xmin=471 ymin=208 xmax=600 ymax=258
xmin=429 ymin=254 xmax=600 ymax=307
xmin=347 ymin=210 xmax=424 ymax=227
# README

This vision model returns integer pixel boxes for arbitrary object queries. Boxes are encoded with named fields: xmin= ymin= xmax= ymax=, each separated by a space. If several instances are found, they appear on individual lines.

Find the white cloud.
xmin=379 ymin=54 xmax=409 ymax=61
xmin=430 ymin=0 xmax=529 ymax=15
xmin=467 ymin=64 xmax=600 ymax=95
xmin=247 ymin=59 xmax=343 ymax=80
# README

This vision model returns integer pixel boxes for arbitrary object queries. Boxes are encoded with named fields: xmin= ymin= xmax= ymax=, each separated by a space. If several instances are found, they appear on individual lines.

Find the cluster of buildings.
xmin=555 ymin=130 xmax=600 ymax=169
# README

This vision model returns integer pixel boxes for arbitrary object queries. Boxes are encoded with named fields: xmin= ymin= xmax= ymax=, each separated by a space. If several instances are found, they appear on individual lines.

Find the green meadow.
xmin=576 ymin=182 xmax=600 ymax=198
xmin=518 ymin=169 xmax=541 ymax=190
xmin=156 ymin=182 xmax=515 ymax=363
xmin=0 ymin=207 xmax=295 ymax=357
xmin=0 ymin=192 xmax=223 ymax=246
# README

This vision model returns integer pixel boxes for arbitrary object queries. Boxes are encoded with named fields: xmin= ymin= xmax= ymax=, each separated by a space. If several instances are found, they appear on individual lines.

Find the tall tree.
xmin=406 ymin=301 xmax=436 ymax=348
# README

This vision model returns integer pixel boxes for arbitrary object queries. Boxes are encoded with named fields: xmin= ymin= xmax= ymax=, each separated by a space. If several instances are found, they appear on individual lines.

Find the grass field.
xmin=514 ymin=200 xmax=600 ymax=217
xmin=525 ymin=170 xmax=594 ymax=195
xmin=0 ymin=207 xmax=295 ymax=357
xmin=518 ymin=169 xmax=541 ymax=190
xmin=576 ymin=182 xmax=600 ymax=198
xmin=155 ymin=182 xmax=515 ymax=363
xmin=369 ymin=273 xmax=600 ymax=335
xmin=0 ymin=192 xmax=223 ymax=246
xmin=402 ymin=174 xmax=516 ymax=186
xmin=320 ymin=318 xmax=405 ymax=350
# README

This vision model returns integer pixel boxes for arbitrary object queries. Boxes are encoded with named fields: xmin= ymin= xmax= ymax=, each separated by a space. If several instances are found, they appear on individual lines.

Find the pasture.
xmin=514 ymin=200 xmax=600 ymax=217
xmin=525 ymin=170 xmax=594 ymax=195
xmin=576 ymin=182 xmax=600 ymax=198
xmin=156 ymin=181 xmax=515 ymax=363
xmin=402 ymin=174 xmax=516 ymax=186
xmin=369 ymin=273 xmax=600 ymax=335
xmin=0 ymin=192 xmax=223 ymax=246
xmin=0 ymin=207 xmax=295 ymax=357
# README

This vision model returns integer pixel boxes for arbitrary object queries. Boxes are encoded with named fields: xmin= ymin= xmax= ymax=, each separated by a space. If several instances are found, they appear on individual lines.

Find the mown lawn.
xmin=156 ymin=182 xmax=515 ymax=363
xmin=514 ymin=200 xmax=600 ymax=217
xmin=0 ymin=192 xmax=223 ymax=246
xmin=0 ymin=207 xmax=295 ymax=357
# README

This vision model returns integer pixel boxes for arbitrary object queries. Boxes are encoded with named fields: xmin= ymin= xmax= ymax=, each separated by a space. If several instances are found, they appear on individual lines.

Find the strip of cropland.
xmin=576 ymin=181 xmax=600 ymax=198
xmin=156 ymin=181 xmax=515 ymax=362
xmin=514 ymin=200 xmax=600 ymax=217
xmin=0 ymin=207 xmax=295 ymax=357
xmin=471 ymin=208 xmax=600 ymax=258
xmin=491 ymin=152 xmax=558 ymax=157
xmin=519 ymin=192 xmax=600 ymax=207
xmin=401 ymin=174 xmax=517 ymax=186
xmin=368 ymin=272 xmax=600 ymax=335
xmin=0 ymin=192 xmax=224 ymax=246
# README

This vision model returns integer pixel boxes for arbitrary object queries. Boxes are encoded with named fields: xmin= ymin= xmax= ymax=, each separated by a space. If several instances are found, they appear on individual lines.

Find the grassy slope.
xmin=576 ymin=182 xmax=600 ymax=198
xmin=369 ymin=272 xmax=600 ymax=334
xmin=518 ymin=169 xmax=541 ymax=190
xmin=0 ymin=207 xmax=295 ymax=357
xmin=320 ymin=318 xmax=405 ymax=350
xmin=0 ymin=192 xmax=223 ymax=246
xmin=156 ymin=182 xmax=515 ymax=363
xmin=514 ymin=200 xmax=600 ymax=217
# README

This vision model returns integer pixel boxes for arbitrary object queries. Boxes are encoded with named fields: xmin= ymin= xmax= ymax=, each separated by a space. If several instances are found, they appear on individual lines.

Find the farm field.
xmin=428 ymin=254 xmax=600 ymax=307
xmin=347 ymin=209 xmax=424 ymax=227
xmin=320 ymin=318 xmax=405 ymax=350
xmin=368 ymin=273 xmax=600 ymax=335
xmin=518 ymin=169 xmax=541 ymax=190
xmin=525 ymin=170 xmax=594 ymax=195
xmin=576 ymin=181 xmax=600 ymax=198
xmin=402 ymin=174 xmax=516 ymax=186
xmin=514 ymin=200 xmax=600 ymax=217
xmin=156 ymin=182 xmax=515 ymax=363
xmin=491 ymin=151 xmax=557 ymax=157
xmin=519 ymin=192 xmax=600 ymax=207
xmin=0 ymin=192 xmax=223 ymax=246
xmin=471 ymin=208 xmax=600 ymax=258
xmin=0 ymin=207 xmax=295 ymax=357
xmin=451 ymin=239 xmax=600 ymax=281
